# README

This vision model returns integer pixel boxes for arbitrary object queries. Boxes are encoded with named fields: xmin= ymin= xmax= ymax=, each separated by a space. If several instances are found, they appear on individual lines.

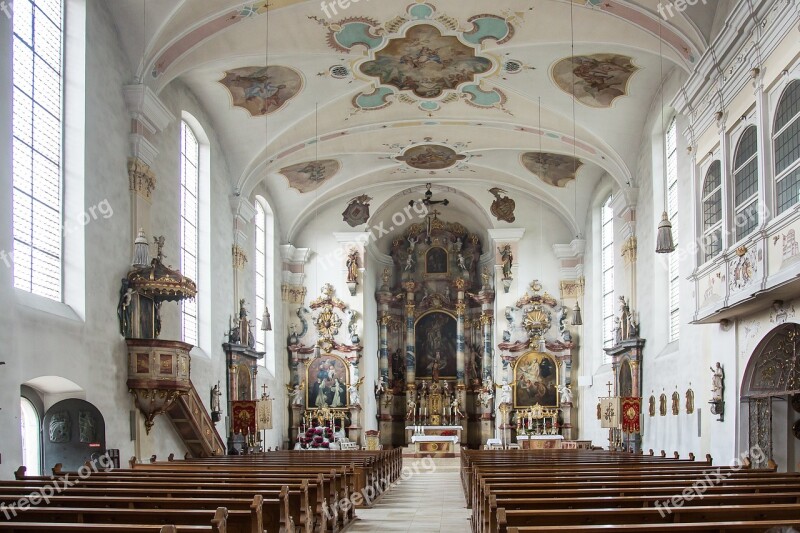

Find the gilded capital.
xmin=232 ymin=244 xmax=248 ymax=270
xmin=621 ymin=236 xmax=638 ymax=266
xmin=128 ymin=158 xmax=156 ymax=200
xmin=282 ymin=284 xmax=307 ymax=304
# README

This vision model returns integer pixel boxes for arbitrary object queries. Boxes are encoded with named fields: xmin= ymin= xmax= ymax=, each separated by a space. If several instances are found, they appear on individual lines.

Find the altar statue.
xmin=286 ymin=382 xmax=305 ymax=406
xmin=346 ymin=249 xmax=359 ymax=283
xmin=558 ymin=384 xmax=574 ymax=405
xmin=406 ymin=398 xmax=416 ymax=420
xmin=451 ymin=397 xmax=464 ymax=420
xmin=498 ymin=244 xmax=513 ymax=279
xmin=211 ymin=382 xmax=222 ymax=413
xmin=496 ymin=378 xmax=515 ymax=405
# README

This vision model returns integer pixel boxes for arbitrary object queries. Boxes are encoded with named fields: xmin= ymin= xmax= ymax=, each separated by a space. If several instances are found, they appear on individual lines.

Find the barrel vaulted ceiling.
xmin=110 ymin=0 xmax=728 ymax=242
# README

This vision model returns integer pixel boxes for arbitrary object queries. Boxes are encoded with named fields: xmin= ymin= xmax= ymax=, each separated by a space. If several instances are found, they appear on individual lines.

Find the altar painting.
xmin=514 ymin=352 xmax=559 ymax=408
xmin=415 ymin=312 xmax=457 ymax=379
xmin=306 ymin=355 xmax=350 ymax=408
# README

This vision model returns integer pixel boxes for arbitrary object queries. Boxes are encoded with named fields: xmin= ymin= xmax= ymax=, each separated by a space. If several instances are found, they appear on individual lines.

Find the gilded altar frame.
xmin=513 ymin=351 xmax=560 ymax=408
xmin=305 ymin=353 xmax=351 ymax=408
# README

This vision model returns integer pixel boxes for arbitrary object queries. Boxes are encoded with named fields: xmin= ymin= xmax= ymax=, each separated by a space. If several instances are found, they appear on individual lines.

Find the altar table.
xmin=516 ymin=435 xmax=564 ymax=449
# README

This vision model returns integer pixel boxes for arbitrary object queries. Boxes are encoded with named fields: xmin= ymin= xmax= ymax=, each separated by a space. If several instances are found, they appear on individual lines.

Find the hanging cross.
xmin=606 ymin=381 xmax=613 ymax=397
xmin=261 ymin=384 xmax=269 ymax=398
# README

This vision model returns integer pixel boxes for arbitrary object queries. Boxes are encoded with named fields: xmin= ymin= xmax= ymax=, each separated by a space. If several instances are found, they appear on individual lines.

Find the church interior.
xmin=2 ymin=0 xmax=800 ymax=531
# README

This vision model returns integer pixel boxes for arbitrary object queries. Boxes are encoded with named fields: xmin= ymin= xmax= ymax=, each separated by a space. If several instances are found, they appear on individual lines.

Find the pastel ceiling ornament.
xmin=395 ymin=144 xmax=467 ymax=171
xmin=219 ymin=66 xmax=303 ymax=116
xmin=278 ymin=159 xmax=340 ymax=193
xmin=521 ymin=153 xmax=584 ymax=188
xmin=551 ymin=54 xmax=639 ymax=109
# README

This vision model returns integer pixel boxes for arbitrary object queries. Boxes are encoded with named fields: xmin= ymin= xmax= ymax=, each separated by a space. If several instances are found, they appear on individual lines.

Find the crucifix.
xmin=261 ymin=383 xmax=271 ymax=399
xmin=425 ymin=209 xmax=442 ymax=245
xmin=606 ymin=381 xmax=613 ymax=397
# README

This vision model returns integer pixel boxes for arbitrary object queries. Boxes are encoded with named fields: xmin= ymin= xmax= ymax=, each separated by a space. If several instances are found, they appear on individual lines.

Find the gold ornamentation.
xmin=455 ymin=302 xmax=467 ymax=316
xmin=282 ymin=285 xmax=307 ymax=304
xmin=559 ymin=278 xmax=585 ymax=299
xmin=479 ymin=313 xmax=493 ymax=327
xmin=128 ymin=158 xmax=157 ymax=200
xmin=736 ymin=245 xmax=748 ymax=257
xmin=232 ymin=244 xmax=248 ymax=270
xmin=522 ymin=305 xmax=551 ymax=340
xmin=621 ymin=236 xmax=638 ymax=265
xmin=454 ymin=278 xmax=467 ymax=291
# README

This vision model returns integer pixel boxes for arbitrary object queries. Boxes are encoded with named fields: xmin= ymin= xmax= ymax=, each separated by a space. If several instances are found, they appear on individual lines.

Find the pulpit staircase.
xmin=166 ymin=382 xmax=226 ymax=457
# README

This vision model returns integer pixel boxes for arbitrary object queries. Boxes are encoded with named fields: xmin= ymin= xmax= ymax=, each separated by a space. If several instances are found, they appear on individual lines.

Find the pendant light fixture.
xmin=655 ymin=16 xmax=676 ymax=254
xmin=568 ymin=2 xmax=583 ymax=326
xmin=260 ymin=5 xmax=273 ymax=331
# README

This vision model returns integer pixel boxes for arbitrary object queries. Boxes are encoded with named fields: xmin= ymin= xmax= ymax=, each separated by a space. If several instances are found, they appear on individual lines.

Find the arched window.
xmin=702 ymin=161 xmax=723 ymax=262
xmin=601 ymin=196 xmax=615 ymax=350
xmin=20 ymin=398 xmax=41 ymax=476
xmin=180 ymin=121 xmax=199 ymax=346
xmin=733 ymin=125 xmax=759 ymax=241
xmin=12 ymin=0 xmax=65 ymax=301
xmin=774 ymin=80 xmax=800 ymax=215
xmin=254 ymin=202 xmax=267 ymax=353
xmin=666 ymin=118 xmax=680 ymax=342
xmin=254 ymin=198 xmax=275 ymax=372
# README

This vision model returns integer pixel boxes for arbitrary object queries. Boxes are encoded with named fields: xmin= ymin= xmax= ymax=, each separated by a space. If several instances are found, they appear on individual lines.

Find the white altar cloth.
xmin=411 ymin=435 xmax=459 ymax=444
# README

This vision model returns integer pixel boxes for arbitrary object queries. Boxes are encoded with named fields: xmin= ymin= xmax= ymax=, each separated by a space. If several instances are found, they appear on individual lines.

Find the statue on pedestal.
xmin=710 ymin=363 xmax=724 ymax=402
xmin=496 ymin=378 xmax=515 ymax=406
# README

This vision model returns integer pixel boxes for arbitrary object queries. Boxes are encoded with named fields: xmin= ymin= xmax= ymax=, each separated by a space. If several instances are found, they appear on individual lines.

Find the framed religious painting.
xmin=306 ymin=354 xmax=350 ymax=409
xmin=425 ymin=247 xmax=448 ymax=274
xmin=414 ymin=311 xmax=457 ymax=380
xmin=513 ymin=351 xmax=559 ymax=408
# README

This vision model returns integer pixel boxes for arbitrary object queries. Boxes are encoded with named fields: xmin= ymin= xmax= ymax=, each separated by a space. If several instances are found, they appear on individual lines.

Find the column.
xmin=404 ymin=281 xmax=417 ymax=392
xmin=231 ymin=198 xmax=256 ymax=312
xmin=123 ymin=85 xmax=175 ymax=243
xmin=455 ymin=278 xmax=467 ymax=386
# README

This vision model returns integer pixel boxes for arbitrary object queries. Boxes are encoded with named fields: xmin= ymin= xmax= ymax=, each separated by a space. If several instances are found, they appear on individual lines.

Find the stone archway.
xmin=741 ymin=323 xmax=800 ymax=470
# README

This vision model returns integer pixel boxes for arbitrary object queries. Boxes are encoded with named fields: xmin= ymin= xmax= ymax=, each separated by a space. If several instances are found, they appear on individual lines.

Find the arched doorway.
xmin=42 ymin=399 xmax=106 ymax=472
xmin=20 ymin=398 xmax=42 ymax=476
xmin=741 ymin=323 xmax=800 ymax=471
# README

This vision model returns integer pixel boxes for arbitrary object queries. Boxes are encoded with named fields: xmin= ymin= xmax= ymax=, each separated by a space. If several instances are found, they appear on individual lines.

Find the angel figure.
xmin=348 ymin=377 xmax=365 ymax=406
xmin=404 ymin=254 xmax=415 ymax=272
xmin=406 ymin=398 xmax=416 ymax=420
xmin=457 ymin=253 xmax=468 ymax=272
xmin=495 ymin=378 xmax=515 ymax=406
xmin=374 ymin=376 xmax=386 ymax=398
xmin=558 ymin=384 xmax=574 ymax=405
xmin=451 ymin=397 xmax=465 ymax=420
xmin=286 ymin=382 xmax=305 ymax=407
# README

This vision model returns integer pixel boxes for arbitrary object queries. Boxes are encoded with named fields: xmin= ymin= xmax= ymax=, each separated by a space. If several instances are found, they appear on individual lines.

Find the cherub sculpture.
xmin=286 ymin=381 xmax=305 ymax=407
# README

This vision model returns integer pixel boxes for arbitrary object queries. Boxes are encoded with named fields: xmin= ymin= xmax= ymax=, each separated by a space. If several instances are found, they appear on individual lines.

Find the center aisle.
xmin=345 ymin=457 xmax=470 ymax=533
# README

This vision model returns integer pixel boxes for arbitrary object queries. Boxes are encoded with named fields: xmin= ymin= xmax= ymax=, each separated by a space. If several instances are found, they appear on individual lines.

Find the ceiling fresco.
xmin=278 ymin=159 xmax=340 ymax=193
xmin=311 ymin=3 xmax=522 ymax=114
xmin=521 ymin=152 xmax=584 ymax=188
xmin=551 ymin=54 xmax=640 ymax=109
xmin=219 ymin=66 xmax=303 ymax=116
xmin=395 ymin=144 xmax=468 ymax=170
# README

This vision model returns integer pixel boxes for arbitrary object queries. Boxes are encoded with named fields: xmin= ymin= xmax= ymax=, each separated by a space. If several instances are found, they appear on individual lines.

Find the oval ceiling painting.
xmin=278 ymin=160 xmax=340 ymax=193
xmin=220 ymin=66 xmax=303 ymax=116
xmin=396 ymin=144 xmax=466 ymax=170
xmin=551 ymin=54 xmax=638 ymax=109
xmin=521 ymin=152 xmax=583 ymax=188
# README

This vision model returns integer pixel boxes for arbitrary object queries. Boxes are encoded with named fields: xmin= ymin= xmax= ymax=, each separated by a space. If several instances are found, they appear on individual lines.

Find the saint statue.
xmin=346 ymin=249 xmax=359 ymax=283
xmin=558 ymin=384 xmax=574 ymax=405
xmin=498 ymin=244 xmax=513 ymax=279
xmin=211 ymin=382 xmax=222 ymax=413
xmin=495 ymin=379 xmax=515 ymax=405
xmin=710 ymin=362 xmax=724 ymax=401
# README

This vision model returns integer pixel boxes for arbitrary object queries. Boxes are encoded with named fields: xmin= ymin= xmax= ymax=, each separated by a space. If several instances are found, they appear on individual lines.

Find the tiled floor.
xmin=345 ymin=457 xmax=471 ymax=532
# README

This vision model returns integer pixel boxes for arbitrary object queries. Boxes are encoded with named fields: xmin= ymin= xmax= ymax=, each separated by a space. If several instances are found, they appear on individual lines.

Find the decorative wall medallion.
xmin=551 ymin=54 xmax=639 ymax=108
xmin=659 ymin=393 xmax=667 ymax=416
xmin=521 ymin=152 xmax=583 ymax=187
xmin=685 ymin=389 xmax=695 ymax=414
xmin=671 ymin=391 xmax=680 ymax=415
xmin=219 ymin=66 xmax=303 ymax=116
xmin=648 ymin=395 xmax=655 ymax=417
xmin=488 ymin=188 xmax=516 ymax=223
xmin=395 ymin=144 xmax=466 ymax=170
xmin=730 ymin=248 xmax=758 ymax=291
xmin=342 ymin=195 xmax=372 ymax=227
xmin=773 ymin=229 xmax=800 ymax=270
xmin=278 ymin=159 xmax=340 ymax=193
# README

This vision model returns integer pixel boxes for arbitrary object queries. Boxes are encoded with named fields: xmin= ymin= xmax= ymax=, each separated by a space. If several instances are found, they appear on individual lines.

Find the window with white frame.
xmin=666 ymin=118 xmax=680 ymax=342
xmin=12 ymin=0 xmax=64 ymax=301
xmin=601 ymin=196 xmax=615 ymax=350
xmin=180 ymin=121 xmax=199 ymax=346
xmin=733 ymin=125 xmax=759 ymax=241
xmin=702 ymin=161 xmax=723 ymax=263
xmin=255 ymin=202 xmax=266 ymax=353
xmin=774 ymin=80 xmax=800 ymax=215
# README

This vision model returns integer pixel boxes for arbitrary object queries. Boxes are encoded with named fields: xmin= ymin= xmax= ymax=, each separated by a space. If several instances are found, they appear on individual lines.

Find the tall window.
xmin=774 ymin=80 xmax=800 ymax=214
xmin=254 ymin=203 xmax=267 ymax=353
xmin=666 ymin=118 xmax=680 ymax=342
xmin=20 ymin=398 xmax=41 ymax=476
xmin=733 ymin=125 xmax=760 ymax=241
xmin=180 ymin=121 xmax=199 ymax=346
xmin=601 ymin=196 xmax=615 ymax=349
xmin=12 ymin=0 xmax=65 ymax=301
xmin=702 ymin=161 xmax=723 ymax=263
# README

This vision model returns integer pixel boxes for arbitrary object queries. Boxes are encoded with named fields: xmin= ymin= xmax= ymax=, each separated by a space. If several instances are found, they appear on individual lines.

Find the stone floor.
xmin=344 ymin=457 xmax=471 ymax=533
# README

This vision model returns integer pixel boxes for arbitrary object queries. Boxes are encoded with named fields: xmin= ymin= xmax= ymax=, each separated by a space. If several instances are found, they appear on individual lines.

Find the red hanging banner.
xmin=231 ymin=400 xmax=256 ymax=435
xmin=621 ymin=397 xmax=641 ymax=434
